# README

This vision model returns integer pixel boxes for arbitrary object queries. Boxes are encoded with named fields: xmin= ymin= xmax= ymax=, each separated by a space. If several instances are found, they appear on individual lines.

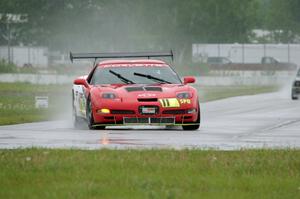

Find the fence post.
xmin=242 ymin=43 xmax=245 ymax=63
xmin=288 ymin=43 xmax=290 ymax=63
xmin=6 ymin=22 xmax=11 ymax=63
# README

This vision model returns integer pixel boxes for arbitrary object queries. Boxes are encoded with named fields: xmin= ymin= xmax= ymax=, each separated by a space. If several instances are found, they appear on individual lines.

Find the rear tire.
xmin=86 ymin=96 xmax=105 ymax=130
xmin=292 ymin=91 xmax=298 ymax=100
xmin=182 ymin=104 xmax=200 ymax=131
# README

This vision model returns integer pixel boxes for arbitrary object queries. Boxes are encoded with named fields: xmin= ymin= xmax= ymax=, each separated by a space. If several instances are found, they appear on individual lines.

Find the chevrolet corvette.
xmin=71 ymin=51 xmax=200 ymax=130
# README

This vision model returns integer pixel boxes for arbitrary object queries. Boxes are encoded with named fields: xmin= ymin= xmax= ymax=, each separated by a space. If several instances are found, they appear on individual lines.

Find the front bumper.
xmin=92 ymin=99 xmax=199 ymax=126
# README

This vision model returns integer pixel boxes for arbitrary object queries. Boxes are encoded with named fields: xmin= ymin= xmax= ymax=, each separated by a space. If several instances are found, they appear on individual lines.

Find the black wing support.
xmin=69 ymin=51 xmax=174 ymax=63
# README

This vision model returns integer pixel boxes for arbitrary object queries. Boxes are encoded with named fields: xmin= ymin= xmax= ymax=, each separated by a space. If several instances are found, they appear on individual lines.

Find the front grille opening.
xmin=149 ymin=117 xmax=174 ymax=124
xmin=182 ymin=116 xmax=192 ymax=119
xmin=104 ymin=116 xmax=114 ymax=120
xmin=124 ymin=118 xmax=149 ymax=124
xmin=138 ymin=98 xmax=158 ymax=102
xmin=111 ymin=110 xmax=135 ymax=114
xmin=162 ymin=109 xmax=186 ymax=114
xmin=144 ymin=87 xmax=162 ymax=92
xmin=160 ymin=117 xmax=175 ymax=124
xmin=123 ymin=117 xmax=175 ymax=124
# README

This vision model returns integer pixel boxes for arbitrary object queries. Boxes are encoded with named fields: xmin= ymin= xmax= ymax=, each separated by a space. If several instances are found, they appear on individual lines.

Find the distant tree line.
xmin=0 ymin=0 xmax=299 ymax=61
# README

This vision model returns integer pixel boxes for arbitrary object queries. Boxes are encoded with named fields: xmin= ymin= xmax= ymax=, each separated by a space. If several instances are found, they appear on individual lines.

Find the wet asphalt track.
xmin=0 ymin=91 xmax=300 ymax=150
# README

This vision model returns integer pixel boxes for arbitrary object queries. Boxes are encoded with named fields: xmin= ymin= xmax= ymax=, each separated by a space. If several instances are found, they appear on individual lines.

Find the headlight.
xmin=176 ymin=92 xmax=192 ymax=99
xmin=102 ymin=93 xmax=116 ymax=99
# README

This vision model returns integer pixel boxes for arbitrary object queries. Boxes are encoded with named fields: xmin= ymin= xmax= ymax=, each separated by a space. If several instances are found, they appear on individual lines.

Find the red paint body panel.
xmin=90 ymin=84 xmax=199 ymax=124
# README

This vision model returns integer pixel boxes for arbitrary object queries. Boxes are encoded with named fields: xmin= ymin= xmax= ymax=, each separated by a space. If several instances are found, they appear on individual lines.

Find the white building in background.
xmin=192 ymin=43 xmax=300 ymax=65
xmin=0 ymin=46 xmax=48 ymax=67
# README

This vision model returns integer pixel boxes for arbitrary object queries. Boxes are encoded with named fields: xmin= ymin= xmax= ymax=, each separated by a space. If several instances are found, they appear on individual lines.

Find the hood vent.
xmin=138 ymin=98 xmax=158 ymax=102
xmin=145 ymin=87 xmax=162 ymax=92
xmin=125 ymin=87 xmax=162 ymax=92
xmin=125 ymin=87 xmax=144 ymax=92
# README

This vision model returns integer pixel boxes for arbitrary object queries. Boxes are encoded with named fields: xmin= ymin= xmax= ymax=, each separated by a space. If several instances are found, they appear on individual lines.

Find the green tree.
xmin=263 ymin=0 xmax=300 ymax=42
xmin=0 ymin=0 xmax=261 ymax=61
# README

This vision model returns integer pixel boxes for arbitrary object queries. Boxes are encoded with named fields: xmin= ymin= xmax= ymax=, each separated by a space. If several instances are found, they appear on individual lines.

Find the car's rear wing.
xmin=70 ymin=51 xmax=174 ymax=63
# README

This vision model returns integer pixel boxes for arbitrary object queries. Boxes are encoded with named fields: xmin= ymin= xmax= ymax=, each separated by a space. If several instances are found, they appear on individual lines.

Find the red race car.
xmin=71 ymin=51 xmax=200 ymax=130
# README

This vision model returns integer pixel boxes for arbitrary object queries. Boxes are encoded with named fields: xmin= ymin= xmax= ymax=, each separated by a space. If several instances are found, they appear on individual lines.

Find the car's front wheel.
xmin=86 ymin=96 xmax=105 ymax=130
xmin=182 ymin=105 xmax=200 ymax=131
xmin=291 ymin=91 xmax=298 ymax=100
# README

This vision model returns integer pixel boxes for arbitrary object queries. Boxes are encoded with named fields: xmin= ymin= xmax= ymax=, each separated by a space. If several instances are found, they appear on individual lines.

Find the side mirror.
xmin=74 ymin=78 xmax=89 ymax=88
xmin=183 ymin=76 xmax=196 ymax=84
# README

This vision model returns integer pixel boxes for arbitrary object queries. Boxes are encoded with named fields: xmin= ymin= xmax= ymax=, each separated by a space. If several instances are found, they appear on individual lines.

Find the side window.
xmin=90 ymin=74 xmax=96 ymax=85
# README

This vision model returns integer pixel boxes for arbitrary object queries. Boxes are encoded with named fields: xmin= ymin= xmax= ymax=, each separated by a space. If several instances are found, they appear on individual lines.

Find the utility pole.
xmin=0 ymin=13 xmax=28 ymax=64
xmin=6 ymin=21 xmax=11 ymax=63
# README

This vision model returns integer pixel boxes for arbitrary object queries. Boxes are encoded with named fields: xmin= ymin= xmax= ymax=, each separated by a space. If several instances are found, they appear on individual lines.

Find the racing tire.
xmin=292 ymin=95 xmax=298 ymax=100
xmin=182 ymin=104 xmax=200 ymax=131
xmin=291 ymin=91 xmax=298 ymax=100
xmin=86 ymin=96 xmax=105 ymax=130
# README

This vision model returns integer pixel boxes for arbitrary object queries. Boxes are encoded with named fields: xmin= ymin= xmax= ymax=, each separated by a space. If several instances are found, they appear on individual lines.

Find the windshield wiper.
xmin=133 ymin=72 xmax=171 ymax=84
xmin=109 ymin=70 xmax=135 ymax=84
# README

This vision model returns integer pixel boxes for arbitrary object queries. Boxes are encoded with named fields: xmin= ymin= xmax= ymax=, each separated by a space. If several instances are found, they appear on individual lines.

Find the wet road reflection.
xmin=0 ymin=92 xmax=300 ymax=150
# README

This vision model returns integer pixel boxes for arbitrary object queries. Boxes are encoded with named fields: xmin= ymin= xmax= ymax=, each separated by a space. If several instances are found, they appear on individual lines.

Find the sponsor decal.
xmin=159 ymin=98 xmax=180 ymax=108
xmin=79 ymin=93 xmax=86 ymax=114
xmin=179 ymin=99 xmax=191 ymax=104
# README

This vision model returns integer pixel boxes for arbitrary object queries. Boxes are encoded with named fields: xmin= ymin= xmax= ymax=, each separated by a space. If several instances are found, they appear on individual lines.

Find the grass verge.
xmin=0 ymin=149 xmax=299 ymax=199
xmin=195 ymin=85 xmax=279 ymax=102
xmin=0 ymin=83 xmax=71 ymax=125
xmin=0 ymin=82 xmax=278 ymax=125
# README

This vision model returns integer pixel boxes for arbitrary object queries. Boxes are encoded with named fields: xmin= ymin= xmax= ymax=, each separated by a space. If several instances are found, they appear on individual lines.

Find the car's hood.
xmin=295 ymin=77 xmax=300 ymax=81
xmin=93 ymin=84 xmax=193 ymax=99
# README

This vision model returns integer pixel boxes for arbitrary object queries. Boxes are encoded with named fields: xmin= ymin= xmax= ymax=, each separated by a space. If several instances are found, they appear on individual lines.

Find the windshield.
xmin=90 ymin=66 xmax=181 ymax=85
